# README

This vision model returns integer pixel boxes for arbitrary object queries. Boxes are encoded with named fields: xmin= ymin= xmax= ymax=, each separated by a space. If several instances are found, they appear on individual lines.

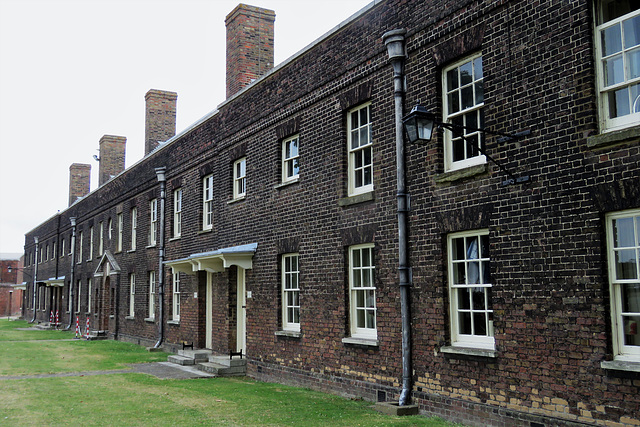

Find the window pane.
xmin=615 ymin=249 xmax=638 ymax=279
xmin=458 ymin=312 xmax=472 ymax=335
xmin=603 ymin=23 xmax=623 ymax=56
xmin=624 ymin=15 xmax=640 ymax=47
xmin=480 ymin=234 xmax=489 ymax=258
xmin=629 ymin=48 xmax=640 ymax=80
xmin=351 ymin=130 xmax=360 ymax=149
xmin=448 ymin=92 xmax=459 ymax=114
xmin=632 ymin=83 xmax=640 ymax=113
xmin=460 ymin=61 xmax=473 ymax=85
xmin=474 ymin=56 xmax=483 ymax=79
xmin=447 ymin=68 xmax=458 ymax=91
xmin=360 ymin=127 xmax=369 ymax=145
xmin=357 ymin=309 xmax=366 ymax=328
xmin=454 ymin=262 xmax=466 ymax=285
xmin=474 ymin=312 xmax=487 ymax=335
xmin=458 ymin=288 xmax=470 ymax=309
xmin=461 ymin=85 xmax=474 ymax=109
xmin=604 ymin=55 xmax=625 ymax=86
xmin=351 ymin=111 xmax=359 ymax=128
xmin=453 ymin=138 xmax=465 ymax=162
xmin=609 ymin=86 xmax=631 ymax=117
xmin=453 ymin=238 xmax=465 ymax=260
xmin=466 ymin=237 xmax=479 ymax=259
xmin=472 ymin=287 xmax=487 ymax=310
xmin=622 ymin=283 xmax=640 ymax=312
xmin=475 ymin=81 xmax=484 ymax=104
xmin=622 ymin=315 xmax=640 ymax=346
xmin=366 ymin=309 xmax=375 ymax=329
xmin=614 ymin=217 xmax=636 ymax=247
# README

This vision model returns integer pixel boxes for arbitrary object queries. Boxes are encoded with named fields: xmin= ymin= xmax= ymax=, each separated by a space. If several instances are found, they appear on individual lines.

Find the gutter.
xmin=154 ymin=167 xmax=167 ymax=349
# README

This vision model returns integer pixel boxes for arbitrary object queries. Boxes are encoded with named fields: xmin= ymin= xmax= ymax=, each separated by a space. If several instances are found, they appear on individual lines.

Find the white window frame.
xmin=149 ymin=199 xmax=158 ymax=246
xmin=172 ymin=272 xmax=180 ymax=322
xmin=98 ymin=221 xmax=104 ymax=256
xmin=447 ymin=229 xmax=494 ymax=350
xmin=131 ymin=208 xmax=137 ymax=251
xmin=347 ymin=103 xmax=373 ymax=196
xmin=88 ymin=226 xmax=94 ymax=260
xmin=76 ymin=279 xmax=82 ymax=314
xmin=203 ymin=175 xmax=214 ymax=230
xmin=174 ymin=188 xmax=182 ymax=238
xmin=148 ymin=271 xmax=156 ymax=320
xmin=606 ymin=208 xmax=640 ymax=360
xmin=594 ymin=3 xmax=640 ymax=132
xmin=117 ymin=213 xmax=123 ymax=252
xmin=53 ymin=242 xmax=56 ymax=259
xmin=61 ymin=239 xmax=65 ymax=258
xmin=348 ymin=244 xmax=377 ymax=339
xmin=442 ymin=53 xmax=486 ymax=172
xmin=282 ymin=135 xmax=300 ymax=182
xmin=108 ymin=218 xmax=113 ymax=240
xmin=78 ymin=231 xmax=83 ymax=264
xmin=233 ymin=157 xmax=246 ymax=200
xmin=87 ymin=278 xmax=92 ymax=314
xmin=129 ymin=273 xmax=135 ymax=318
xmin=282 ymin=253 xmax=300 ymax=332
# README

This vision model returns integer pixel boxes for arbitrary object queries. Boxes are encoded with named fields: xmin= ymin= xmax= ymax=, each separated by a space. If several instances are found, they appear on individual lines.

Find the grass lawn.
xmin=0 ymin=320 xmax=459 ymax=426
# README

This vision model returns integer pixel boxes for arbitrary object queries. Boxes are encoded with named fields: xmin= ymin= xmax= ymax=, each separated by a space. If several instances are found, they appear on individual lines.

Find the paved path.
xmin=0 ymin=362 xmax=215 ymax=381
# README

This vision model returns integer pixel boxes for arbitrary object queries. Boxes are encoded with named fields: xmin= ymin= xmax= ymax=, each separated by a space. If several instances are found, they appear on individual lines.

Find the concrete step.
xmin=178 ymin=349 xmax=211 ymax=362
xmin=209 ymin=355 xmax=246 ymax=368
xmin=197 ymin=361 xmax=246 ymax=376
xmin=167 ymin=355 xmax=195 ymax=366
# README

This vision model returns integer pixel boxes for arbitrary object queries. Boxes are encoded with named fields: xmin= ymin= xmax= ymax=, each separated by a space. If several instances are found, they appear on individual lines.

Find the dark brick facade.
xmin=21 ymin=1 xmax=640 ymax=426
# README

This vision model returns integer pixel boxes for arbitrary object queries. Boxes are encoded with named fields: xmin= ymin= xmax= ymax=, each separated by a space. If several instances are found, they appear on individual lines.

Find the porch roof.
xmin=43 ymin=276 xmax=65 ymax=287
xmin=165 ymin=243 xmax=258 ymax=275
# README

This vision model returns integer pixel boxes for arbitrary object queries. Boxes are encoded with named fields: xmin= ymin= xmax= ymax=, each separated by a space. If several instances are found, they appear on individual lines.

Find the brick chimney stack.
xmin=145 ymin=89 xmax=177 ymax=155
xmin=69 ymin=163 xmax=91 ymax=206
xmin=226 ymin=4 xmax=275 ymax=98
xmin=98 ymin=135 xmax=126 ymax=186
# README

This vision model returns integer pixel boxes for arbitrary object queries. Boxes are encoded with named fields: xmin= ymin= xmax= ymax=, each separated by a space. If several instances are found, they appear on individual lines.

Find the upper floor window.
xmin=348 ymin=244 xmax=376 ymax=339
xmin=131 ymin=207 xmax=137 ymax=251
xmin=233 ymin=157 xmax=246 ymax=200
xmin=149 ymin=199 xmax=158 ymax=246
xmin=447 ymin=229 xmax=494 ymax=350
xmin=99 ymin=221 xmax=104 ymax=256
xmin=347 ymin=103 xmax=373 ymax=196
xmin=595 ymin=1 xmax=640 ymax=131
xmin=282 ymin=135 xmax=300 ymax=182
xmin=282 ymin=253 xmax=300 ymax=332
xmin=61 ymin=239 xmax=65 ymax=258
xmin=88 ymin=226 xmax=94 ymax=260
xmin=174 ymin=188 xmax=182 ymax=238
xmin=443 ymin=54 xmax=485 ymax=172
xmin=606 ymin=209 xmax=640 ymax=360
xmin=108 ymin=218 xmax=113 ymax=241
xmin=203 ymin=175 xmax=214 ymax=230
xmin=52 ymin=242 xmax=56 ymax=259
xmin=78 ymin=231 xmax=83 ymax=263
xmin=172 ymin=272 xmax=181 ymax=322
xmin=117 ymin=213 xmax=123 ymax=252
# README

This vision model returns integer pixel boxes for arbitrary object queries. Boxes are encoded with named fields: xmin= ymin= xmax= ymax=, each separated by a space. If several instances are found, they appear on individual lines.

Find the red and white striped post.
xmin=55 ymin=310 xmax=59 ymax=328
xmin=49 ymin=310 xmax=53 ymax=324
xmin=75 ymin=317 xmax=80 ymax=338
xmin=85 ymin=318 xmax=90 ymax=339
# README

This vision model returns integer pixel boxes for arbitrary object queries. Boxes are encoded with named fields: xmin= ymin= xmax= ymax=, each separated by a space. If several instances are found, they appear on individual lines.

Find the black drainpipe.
xmin=67 ymin=217 xmax=77 ymax=329
xmin=30 ymin=236 xmax=39 ymax=323
xmin=154 ymin=167 xmax=166 ymax=349
xmin=383 ymin=29 xmax=412 ymax=406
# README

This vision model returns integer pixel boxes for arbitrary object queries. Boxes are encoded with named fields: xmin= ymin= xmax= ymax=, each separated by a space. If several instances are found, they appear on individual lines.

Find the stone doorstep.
xmin=178 ymin=349 xmax=211 ymax=362
xmin=209 ymin=355 xmax=246 ymax=368
xmin=196 ymin=361 xmax=246 ymax=376
xmin=374 ymin=402 xmax=419 ymax=416
xmin=167 ymin=355 xmax=195 ymax=366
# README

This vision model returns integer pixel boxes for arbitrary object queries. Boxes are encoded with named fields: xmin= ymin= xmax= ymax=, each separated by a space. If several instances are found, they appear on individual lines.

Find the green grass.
xmin=0 ymin=320 xmax=459 ymax=426
xmin=0 ymin=319 xmax=78 ymax=341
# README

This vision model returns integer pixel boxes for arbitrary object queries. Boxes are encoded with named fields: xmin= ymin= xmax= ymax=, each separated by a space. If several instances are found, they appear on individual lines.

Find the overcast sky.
xmin=0 ymin=0 xmax=373 ymax=254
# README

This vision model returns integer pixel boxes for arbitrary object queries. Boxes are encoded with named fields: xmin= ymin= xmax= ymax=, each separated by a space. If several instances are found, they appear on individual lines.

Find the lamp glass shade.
xmin=403 ymin=105 xmax=435 ymax=144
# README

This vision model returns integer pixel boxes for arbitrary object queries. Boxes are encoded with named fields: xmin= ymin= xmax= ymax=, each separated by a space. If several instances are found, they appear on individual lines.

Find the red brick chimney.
xmin=226 ymin=4 xmax=275 ymax=98
xmin=69 ymin=163 xmax=91 ymax=206
xmin=99 ymin=135 xmax=126 ymax=186
xmin=145 ymin=89 xmax=177 ymax=155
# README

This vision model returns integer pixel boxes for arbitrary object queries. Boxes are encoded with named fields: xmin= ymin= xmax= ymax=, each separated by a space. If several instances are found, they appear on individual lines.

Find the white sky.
xmin=0 ymin=0 xmax=372 ymax=254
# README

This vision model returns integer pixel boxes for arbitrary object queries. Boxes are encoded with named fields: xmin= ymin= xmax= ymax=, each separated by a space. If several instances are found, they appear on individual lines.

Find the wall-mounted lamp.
xmin=402 ymin=103 xmax=531 ymax=186
xmin=93 ymin=154 xmax=100 ymax=162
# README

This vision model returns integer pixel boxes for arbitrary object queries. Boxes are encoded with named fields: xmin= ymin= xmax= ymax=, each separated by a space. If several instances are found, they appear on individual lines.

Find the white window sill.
xmin=198 ymin=228 xmax=213 ymax=235
xmin=587 ymin=124 xmax=640 ymax=149
xmin=167 ymin=320 xmax=180 ymax=325
xmin=127 ymin=249 xmax=136 ymax=253
xmin=169 ymin=236 xmax=181 ymax=242
xmin=435 ymin=163 xmax=488 ymax=184
xmin=338 ymin=191 xmax=375 ymax=207
xmin=125 ymin=316 xmax=134 ymax=320
xmin=600 ymin=359 xmax=640 ymax=373
xmin=342 ymin=337 xmax=379 ymax=347
xmin=440 ymin=345 xmax=497 ymax=358
xmin=275 ymin=330 xmax=301 ymax=338
xmin=144 ymin=317 xmax=155 ymax=323
xmin=146 ymin=245 xmax=156 ymax=249
xmin=274 ymin=177 xmax=299 ymax=190
xmin=228 ymin=195 xmax=246 ymax=205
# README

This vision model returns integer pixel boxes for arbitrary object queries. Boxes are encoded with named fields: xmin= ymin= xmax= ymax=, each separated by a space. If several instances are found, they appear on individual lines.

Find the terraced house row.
xmin=20 ymin=1 xmax=640 ymax=426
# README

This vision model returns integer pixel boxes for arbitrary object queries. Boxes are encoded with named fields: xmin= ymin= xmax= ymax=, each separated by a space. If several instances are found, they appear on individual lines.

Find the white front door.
xmin=236 ymin=267 xmax=246 ymax=354
xmin=206 ymin=272 xmax=213 ymax=349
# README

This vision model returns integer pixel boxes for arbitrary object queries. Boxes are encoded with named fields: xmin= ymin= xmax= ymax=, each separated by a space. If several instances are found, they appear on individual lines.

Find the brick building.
xmin=21 ymin=1 xmax=640 ymax=426
xmin=0 ymin=254 xmax=25 ymax=317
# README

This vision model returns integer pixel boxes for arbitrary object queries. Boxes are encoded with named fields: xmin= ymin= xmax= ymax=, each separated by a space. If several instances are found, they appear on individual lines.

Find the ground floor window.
xmin=447 ymin=229 xmax=494 ymax=349
xmin=349 ymin=244 xmax=376 ymax=339
xmin=148 ymin=271 xmax=155 ymax=320
xmin=129 ymin=273 xmax=135 ymax=318
xmin=606 ymin=209 xmax=640 ymax=360
xmin=172 ymin=272 xmax=180 ymax=322
xmin=282 ymin=253 xmax=300 ymax=331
